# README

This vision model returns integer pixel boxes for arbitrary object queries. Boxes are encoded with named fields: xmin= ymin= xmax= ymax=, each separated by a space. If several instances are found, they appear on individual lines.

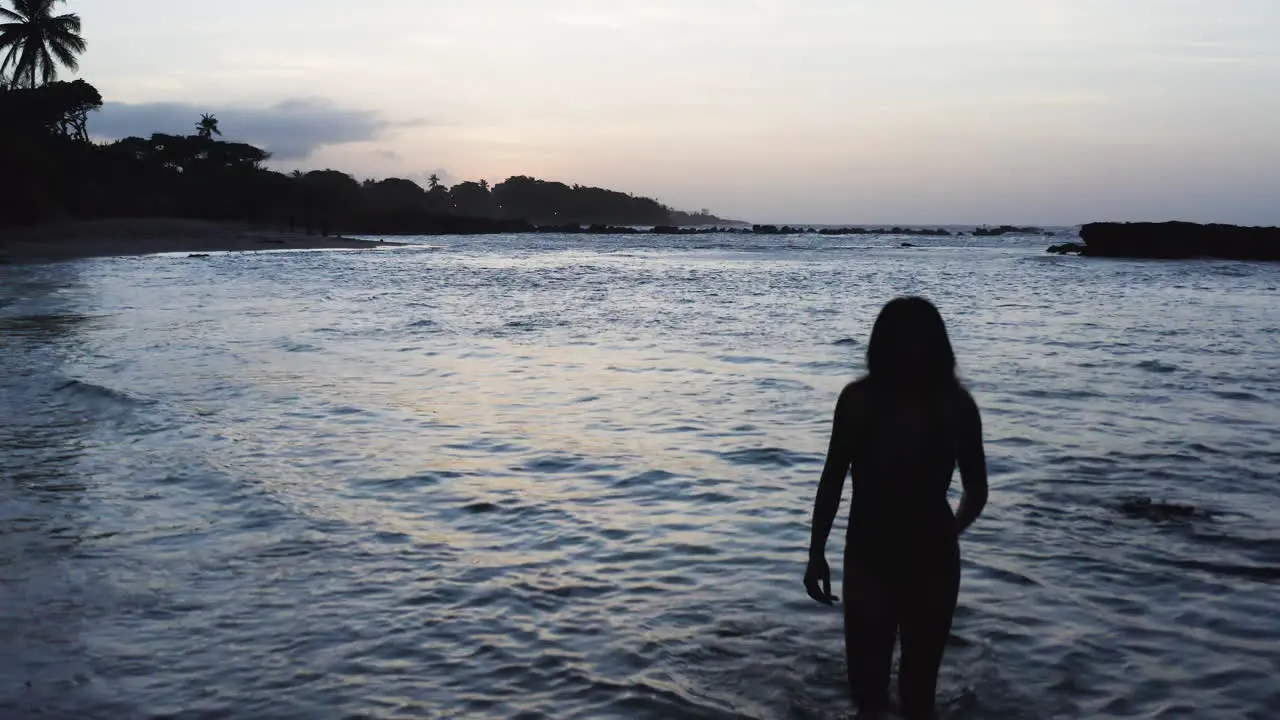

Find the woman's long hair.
xmin=865 ymin=296 xmax=960 ymax=395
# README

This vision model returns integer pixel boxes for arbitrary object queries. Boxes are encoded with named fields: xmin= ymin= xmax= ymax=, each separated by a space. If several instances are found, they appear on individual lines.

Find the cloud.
xmin=89 ymin=98 xmax=412 ymax=160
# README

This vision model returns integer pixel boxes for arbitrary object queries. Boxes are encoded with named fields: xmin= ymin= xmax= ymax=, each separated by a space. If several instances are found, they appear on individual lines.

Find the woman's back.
xmin=844 ymin=379 xmax=962 ymax=564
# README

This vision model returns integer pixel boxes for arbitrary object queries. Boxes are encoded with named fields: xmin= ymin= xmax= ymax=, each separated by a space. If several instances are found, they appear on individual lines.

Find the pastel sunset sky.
xmin=80 ymin=0 xmax=1280 ymax=224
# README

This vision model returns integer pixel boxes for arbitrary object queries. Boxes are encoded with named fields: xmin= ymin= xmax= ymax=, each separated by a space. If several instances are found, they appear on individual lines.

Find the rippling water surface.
xmin=2 ymin=233 xmax=1278 ymax=719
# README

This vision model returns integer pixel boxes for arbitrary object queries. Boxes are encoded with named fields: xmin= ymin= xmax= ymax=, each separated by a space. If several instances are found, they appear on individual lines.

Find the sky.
xmin=76 ymin=0 xmax=1280 ymax=225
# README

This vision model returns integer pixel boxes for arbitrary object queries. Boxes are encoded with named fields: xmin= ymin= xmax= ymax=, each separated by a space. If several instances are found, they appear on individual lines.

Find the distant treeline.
xmin=0 ymin=80 xmax=734 ymax=231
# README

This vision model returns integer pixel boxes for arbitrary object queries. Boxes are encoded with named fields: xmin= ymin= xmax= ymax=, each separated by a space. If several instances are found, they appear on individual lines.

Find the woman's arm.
xmin=952 ymin=387 xmax=988 ymax=534
xmin=808 ymin=384 xmax=855 ymax=559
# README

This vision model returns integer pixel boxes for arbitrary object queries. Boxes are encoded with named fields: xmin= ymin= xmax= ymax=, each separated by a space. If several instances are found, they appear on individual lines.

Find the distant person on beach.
xmin=804 ymin=296 xmax=989 ymax=719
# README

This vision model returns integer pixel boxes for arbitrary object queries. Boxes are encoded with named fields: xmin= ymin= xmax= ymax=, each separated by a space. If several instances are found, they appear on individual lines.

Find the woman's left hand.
xmin=804 ymin=554 xmax=839 ymax=605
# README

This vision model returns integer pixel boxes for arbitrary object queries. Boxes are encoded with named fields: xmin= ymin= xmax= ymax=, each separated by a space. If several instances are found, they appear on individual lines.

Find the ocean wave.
xmin=2 ymin=238 xmax=1276 ymax=719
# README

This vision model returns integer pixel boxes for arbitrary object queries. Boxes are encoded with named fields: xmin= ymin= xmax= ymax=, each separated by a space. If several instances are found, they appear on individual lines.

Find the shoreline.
xmin=0 ymin=218 xmax=406 ymax=266
xmin=0 ymin=218 xmax=1058 ymax=266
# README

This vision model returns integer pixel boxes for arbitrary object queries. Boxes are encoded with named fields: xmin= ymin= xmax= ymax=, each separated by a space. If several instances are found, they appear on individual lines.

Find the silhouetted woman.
xmin=804 ymin=296 xmax=988 ymax=719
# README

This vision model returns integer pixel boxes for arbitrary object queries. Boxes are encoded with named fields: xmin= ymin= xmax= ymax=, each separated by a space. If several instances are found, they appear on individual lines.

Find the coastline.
xmin=0 ymin=218 xmax=406 ymax=265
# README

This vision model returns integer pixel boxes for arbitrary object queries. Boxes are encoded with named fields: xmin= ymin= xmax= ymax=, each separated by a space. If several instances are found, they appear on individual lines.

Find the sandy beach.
xmin=0 ymin=218 xmax=405 ymax=265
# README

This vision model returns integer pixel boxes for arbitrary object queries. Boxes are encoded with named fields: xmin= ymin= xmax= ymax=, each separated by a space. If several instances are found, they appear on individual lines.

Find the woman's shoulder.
xmin=839 ymin=377 xmax=872 ymax=404
xmin=839 ymin=376 xmax=975 ymax=410
xmin=834 ymin=378 xmax=873 ymax=425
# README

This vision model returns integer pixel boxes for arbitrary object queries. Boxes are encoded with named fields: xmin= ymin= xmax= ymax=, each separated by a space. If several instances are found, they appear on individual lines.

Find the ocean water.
xmin=1 ymin=232 xmax=1278 ymax=719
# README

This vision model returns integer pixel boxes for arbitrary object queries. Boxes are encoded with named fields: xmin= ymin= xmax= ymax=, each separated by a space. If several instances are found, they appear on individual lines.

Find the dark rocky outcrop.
xmin=753 ymin=225 xmax=953 ymax=236
xmin=972 ymin=225 xmax=1044 ymax=237
xmin=1047 ymin=242 xmax=1084 ymax=255
xmin=1078 ymin=222 xmax=1280 ymax=261
xmin=521 ymin=224 xmax=960 ymax=237
xmin=1117 ymin=497 xmax=1207 ymax=521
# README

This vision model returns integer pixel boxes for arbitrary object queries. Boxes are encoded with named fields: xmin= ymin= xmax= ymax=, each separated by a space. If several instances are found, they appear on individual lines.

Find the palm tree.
xmin=0 ymin=0 xmax=87 ymax=89
xmin=196 ymin=113 xmax=221 ymax=140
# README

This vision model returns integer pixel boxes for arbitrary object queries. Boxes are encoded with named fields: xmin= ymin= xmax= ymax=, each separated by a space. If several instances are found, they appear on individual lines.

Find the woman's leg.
xmin=843 ymin=559 xmax=897 ymax=716
xmin=896 ymin=542 xmax=961 ymax=720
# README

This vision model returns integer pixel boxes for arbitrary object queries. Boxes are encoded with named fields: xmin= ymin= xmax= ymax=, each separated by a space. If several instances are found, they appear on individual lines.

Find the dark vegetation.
xmin=0 ymin=78 xmax=737 ymax=232
xmin=0 ymin=2 xmax=737 ymax=233
xmin=0 ymin=75 xmax=1060 ymax=237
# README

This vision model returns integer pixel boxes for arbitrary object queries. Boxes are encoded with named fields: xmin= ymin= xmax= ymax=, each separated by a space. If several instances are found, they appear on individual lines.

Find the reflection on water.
xmin=0 ymin=313 xmax=94 ymax=336
xmin=1 ymin=236 xmax=1279 ymax=719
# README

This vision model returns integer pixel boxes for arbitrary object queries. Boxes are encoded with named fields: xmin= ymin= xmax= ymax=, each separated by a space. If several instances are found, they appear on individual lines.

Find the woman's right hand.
xmin=804 ymin=554 xmax=839 ymax=605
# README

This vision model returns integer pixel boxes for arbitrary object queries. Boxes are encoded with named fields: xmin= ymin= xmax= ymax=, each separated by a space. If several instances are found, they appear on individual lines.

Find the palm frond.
xmin=0 ymin=30 xmax=21 ymax=52
xmin=50 ymin=38 xmax=78 ymax=72
xmin=52 ymin=30 xmax=86 ymax=55
xmin=38 ymin=44 xmax=56 ymax=84
xmin=0 ymin=9 xmax=24 ymax=23
xmin=0 ymin=42 xmax=20 ymax=74
xmin=65 ymin=35 xmax=87 ymax=54
xmin=51 ymin=11 xmax=80 ymax=35
xmin=0 ymin=36 xmax=21 ymax=81
xmin=15 ymin=38 xmax=40 ymax=81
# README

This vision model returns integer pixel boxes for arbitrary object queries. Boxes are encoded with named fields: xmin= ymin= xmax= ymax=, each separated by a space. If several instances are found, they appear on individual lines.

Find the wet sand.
xmin=0 ymin=218 xmax=404 ymax=265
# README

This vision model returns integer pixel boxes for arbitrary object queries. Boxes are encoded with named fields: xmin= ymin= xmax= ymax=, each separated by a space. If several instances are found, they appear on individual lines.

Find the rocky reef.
xmin=1076 ymin=222 xmax=1280 ymax=261
xmin=1116 ymin=497 xmax=1207 ymax=522
xmin=1047 ymin=242 xmax=1085 ymax=255
xmin=525 ymin=224 xmax=1032 ymax=237
xmin=972 ymin=225 xmax=1044 ymax=237
xmin=527 ymin=223 xmax=964 ymax=236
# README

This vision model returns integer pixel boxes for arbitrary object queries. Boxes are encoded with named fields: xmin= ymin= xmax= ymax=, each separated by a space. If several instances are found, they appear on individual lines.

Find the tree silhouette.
xmin=427 ymin=173 xmax=441 ymax=190
xmin=449 ymin=180 xmax=493 ymax=217
xmin=0 ymin=0 xmax=87 ymax=89
xmin=195 ymin=113 xmax=221 ymax=140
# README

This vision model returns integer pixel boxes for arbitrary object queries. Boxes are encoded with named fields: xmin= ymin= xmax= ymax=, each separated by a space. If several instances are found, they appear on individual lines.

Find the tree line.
xmin=0 ymin=1 xmax=730 ymax=232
